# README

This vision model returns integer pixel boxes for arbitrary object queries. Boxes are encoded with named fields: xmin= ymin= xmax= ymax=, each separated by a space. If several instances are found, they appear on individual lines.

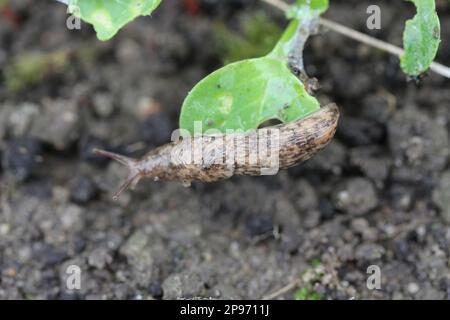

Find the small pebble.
xmin=355 ymin=243 xmax=385 ymax=263
xmin=333 ymin=178 xmax=378 ymax=215
xmin=30 ymin=99 xmax=80 ymax=150
xmin=7 ymin=102 xmax=39 ymax=137
xmin=87 ymin=248 xmax=113 ymax=269
xmin=140 ymin=113 xmax=173 ymax=147
xmin=92 ymin=93 xmax=115 ymax=118
xmin=407 ymin=282 xmax=419 ymax=295
xmin=337 ymin=117 xmax=384 ymax=147
xmin=1 ymin=137 xmax=42 ymax=182
xmin=244 ymin=214 xmax=273 ymax=238
xmin=432 ymin=170 xmax=450 ymax=224
xmin=149 ymin=281 xmax=164 ymax=300
xmin=70 ymin=176 xmax=98 ymax=204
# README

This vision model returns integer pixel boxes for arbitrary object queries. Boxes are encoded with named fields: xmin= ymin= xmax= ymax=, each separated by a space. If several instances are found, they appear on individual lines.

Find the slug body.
xmin=94 ymin=103 xmax=339 ymax=200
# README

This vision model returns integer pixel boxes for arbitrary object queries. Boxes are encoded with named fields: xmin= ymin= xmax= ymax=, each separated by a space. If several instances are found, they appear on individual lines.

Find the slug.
xmin=94 ymin=103 xmax=339 ymax=200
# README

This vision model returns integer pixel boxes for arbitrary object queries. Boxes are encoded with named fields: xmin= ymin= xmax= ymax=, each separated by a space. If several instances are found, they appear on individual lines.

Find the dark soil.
xmin=1 ymin=0 xmax=450 ymax=300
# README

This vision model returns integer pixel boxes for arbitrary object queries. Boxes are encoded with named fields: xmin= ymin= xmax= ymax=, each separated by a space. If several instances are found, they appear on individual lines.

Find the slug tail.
xmin=93 ymin=148 xmax=142 ymax=200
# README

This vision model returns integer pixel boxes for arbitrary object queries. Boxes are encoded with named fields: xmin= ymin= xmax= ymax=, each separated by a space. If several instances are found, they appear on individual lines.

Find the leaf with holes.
xmin=179 ymin=56 xmax=320 ymax=134
xmin=68 ymin=0 xmax=162 ymax=41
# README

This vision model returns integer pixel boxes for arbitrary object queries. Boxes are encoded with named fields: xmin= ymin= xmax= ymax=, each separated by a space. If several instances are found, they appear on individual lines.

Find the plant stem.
xmin=290 ymin=18 xmax=322 ymax=93
xmin=261 ymin=0 xmax=450 ymax=79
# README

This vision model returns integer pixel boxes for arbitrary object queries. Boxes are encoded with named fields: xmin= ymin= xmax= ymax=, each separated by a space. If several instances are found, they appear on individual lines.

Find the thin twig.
xmin=262 ymin=278 xmax=301 ymax=300
xmin=319 ymin=18 xmax=450 ymax=78
xmin=261 ymin=0 xmax=450 ymax=79
xmin=262 ymin=0 xmax=291 ymax=12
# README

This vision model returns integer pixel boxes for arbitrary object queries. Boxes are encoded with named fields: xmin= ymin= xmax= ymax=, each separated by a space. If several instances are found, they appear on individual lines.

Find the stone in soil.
xmin=140 ymin=112 xmax=173 ymax=147
xmin=332 ymin=177 xmax=378 ymax=215
xmin=70 ymin=175 xmax=98 ymax=204
xmin=349 ymin=146 xmax=391 ymax=186
xmin=87 ymin=247 xmax=113 ymax=269
xmin=355 ymin=243 xmax=385 ymax=264
xmin=30 ymin=99 xmax=80 ymax=150
xmin=119 ymin=230 xmax=165 ymax=286
xmin=148 ymin=281 xmax=164 ymax=300
xmin=244 ymin=214 xmax=274 ymax=238
xmin=432 ymin=170 xmax=450 ymax=224
xmin=92 ymin=93 xmax=115 ymax=118
xmin=5 ymin=102 xmax=40 ymax=138
xmin=361 ymin=92 xmax=395 ymax=124
xmin=162 ymin=271 xmax=208 ymax=299
xmin=1 ymin=136 xmax=42 ymax=182
xmin=388 ymin=106 xmax=450 ymax=182
xmin=337 ymin=116 xmax=384 ymax=147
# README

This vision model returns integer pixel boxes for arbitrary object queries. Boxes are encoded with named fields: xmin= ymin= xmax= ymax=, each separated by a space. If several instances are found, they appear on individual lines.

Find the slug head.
xmin=93 ymin=149 xmax=143 ymax=200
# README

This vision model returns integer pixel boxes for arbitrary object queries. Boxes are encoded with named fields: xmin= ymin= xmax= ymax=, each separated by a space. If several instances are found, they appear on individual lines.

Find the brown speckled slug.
xmin=94 ymin=103 xmax=339 ymax=200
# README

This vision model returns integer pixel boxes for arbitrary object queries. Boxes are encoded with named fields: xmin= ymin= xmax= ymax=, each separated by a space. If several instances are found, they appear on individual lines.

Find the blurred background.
xmin=0 ymin=0 xmax=450 ymax=299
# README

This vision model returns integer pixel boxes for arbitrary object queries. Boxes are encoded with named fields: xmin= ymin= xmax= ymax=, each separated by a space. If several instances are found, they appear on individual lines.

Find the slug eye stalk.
xmin=92 ymin=149 xmax=142 ymax=200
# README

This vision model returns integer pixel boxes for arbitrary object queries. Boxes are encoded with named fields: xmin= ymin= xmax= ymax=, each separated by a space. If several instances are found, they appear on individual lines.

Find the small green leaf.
xmin=294 ymin=287 xmax=323 ymax=300
xmin=401 ymin=0 xmax=441 ymax=76
xmin=179 ymin=57 xmax=320 ymax=134
xmin=68 ymin=0 xmax=162 ymax=41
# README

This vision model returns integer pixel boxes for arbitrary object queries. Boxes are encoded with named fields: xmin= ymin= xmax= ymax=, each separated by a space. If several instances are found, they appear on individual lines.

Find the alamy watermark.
xmin=366 ymin=265 xmax=381 ymax=290
xmin=366 ymin=5 xmax=381 ymax=30
xmin=58 ymin=0 xmax=81 ymax=31
xmin=66 ymin=264 xmax=81 ymax=290
xmin=62 ymin=3 xmax=382 ymax=32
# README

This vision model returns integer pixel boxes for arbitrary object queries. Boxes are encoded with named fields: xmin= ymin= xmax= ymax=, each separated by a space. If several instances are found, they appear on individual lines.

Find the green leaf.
xmin=288 ymin=0 xmax=329 ymax=21
xmin=68 ymin=0 xmax=162 ymax=41
xmin=400 ymin=0 xmax=441 ymax=76
xmin=179 ymin=3 xmax=326 ymax=134
xmin=179 ymin=57 xmax=320 ymax=134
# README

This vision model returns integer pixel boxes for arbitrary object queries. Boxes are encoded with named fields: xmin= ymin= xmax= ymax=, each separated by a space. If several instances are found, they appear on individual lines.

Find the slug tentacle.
xmin=92 ymin=149 xmax=143 ymax=200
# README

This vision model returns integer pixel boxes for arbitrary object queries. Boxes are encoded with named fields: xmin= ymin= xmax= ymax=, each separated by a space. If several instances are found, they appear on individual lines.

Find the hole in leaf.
xmin=258 ymin=118 xmax=283 ymax=129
